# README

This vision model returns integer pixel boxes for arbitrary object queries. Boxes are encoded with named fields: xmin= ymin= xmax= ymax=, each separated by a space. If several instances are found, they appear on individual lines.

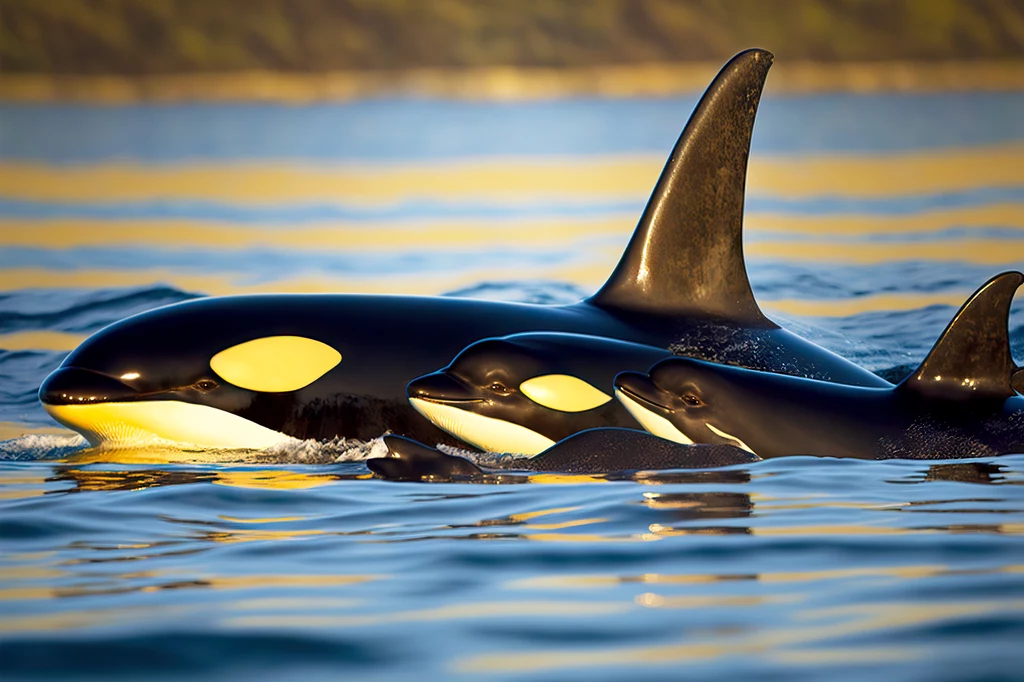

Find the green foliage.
xmin=2 ymin=0 xmax=1023 ymax=74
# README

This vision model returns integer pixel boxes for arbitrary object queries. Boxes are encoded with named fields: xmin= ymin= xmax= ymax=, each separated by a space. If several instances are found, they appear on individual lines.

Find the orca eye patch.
xmin=519 ymin=374 xmax=612 ymax=413
xmin=210 ymin=336 xmax=341 ymax=393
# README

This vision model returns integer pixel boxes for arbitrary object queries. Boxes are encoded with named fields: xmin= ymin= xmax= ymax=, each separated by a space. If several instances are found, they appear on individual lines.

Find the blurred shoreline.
xmin=3 ymin=60 xmax=1024 ymax=103
xmin=4 ymin=0 xmax=1024 ymax=101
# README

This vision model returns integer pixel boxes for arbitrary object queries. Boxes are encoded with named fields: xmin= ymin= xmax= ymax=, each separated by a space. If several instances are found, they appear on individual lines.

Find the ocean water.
xmin=1 ymin=90 xmax=1024 ymax=680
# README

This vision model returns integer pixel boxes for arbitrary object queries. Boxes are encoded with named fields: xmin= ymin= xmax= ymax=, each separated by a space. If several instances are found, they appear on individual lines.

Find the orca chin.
xmin=41 ymin=400 xmax=295 ymax=450
xmin=408 ymin=397 xmax=554 ymax=455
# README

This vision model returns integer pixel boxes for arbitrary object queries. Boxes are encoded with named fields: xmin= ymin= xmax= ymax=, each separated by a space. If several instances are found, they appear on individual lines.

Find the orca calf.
xmin=366 ymin=429 xmax=759 ymax=481
xmin=614 ymin=272 xmax=1024 ymax=460
xmin=38 ymin=48 xmax=886 ymax=449
xmin=407 ymin=332 xmax=672 ymax=454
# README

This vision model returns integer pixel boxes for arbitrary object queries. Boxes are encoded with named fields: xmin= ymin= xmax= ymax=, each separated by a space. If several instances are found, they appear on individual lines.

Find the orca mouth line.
xmin=415 ymin=396 xmax=486 ymax=406
xmin=39 ymin=366 xmax=165 ymax=407
xmin=41 ymin=389 xmax=176 ymax=406
xmin=616 ymin=385 xmax=671 ymax=414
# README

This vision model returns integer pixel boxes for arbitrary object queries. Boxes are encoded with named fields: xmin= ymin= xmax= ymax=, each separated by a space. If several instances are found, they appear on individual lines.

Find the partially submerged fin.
xmin=588 ymin=48 xmax=774 ymax=327
xmin=901 ymin=271 xmax=1023 ymax=400
xmin=368 ymin=435 xmax=485 ymax=481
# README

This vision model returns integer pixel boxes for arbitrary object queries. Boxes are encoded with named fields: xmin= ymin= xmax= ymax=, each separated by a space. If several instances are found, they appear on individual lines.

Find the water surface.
xmin=1 ymin=91 xmax=1023 ymax=680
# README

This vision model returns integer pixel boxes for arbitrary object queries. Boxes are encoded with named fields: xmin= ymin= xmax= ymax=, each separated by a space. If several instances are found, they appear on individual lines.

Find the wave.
xmin=444 ymin=280 xmax=589 ymax=305
xmin=0 ymin=284 xmax=199 ymax=334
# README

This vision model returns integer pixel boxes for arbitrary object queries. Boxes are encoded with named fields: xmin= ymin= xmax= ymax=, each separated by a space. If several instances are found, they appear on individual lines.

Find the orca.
xmin=406 ymin=332 xmax=672 ymax=454
xmin=38 ymin=48 xmax=887 ymax=450
xmin=366 ymin=429 xmax=759 ymax=481
xmin=614 ymin=272 xmax=1024 ymax=460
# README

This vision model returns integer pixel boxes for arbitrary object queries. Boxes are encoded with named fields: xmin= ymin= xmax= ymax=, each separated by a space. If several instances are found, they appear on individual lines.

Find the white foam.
xmin=0 ymin=433 xmax=89 ymax=461
xmin=264 ymin=436 xmax=389 ymax=464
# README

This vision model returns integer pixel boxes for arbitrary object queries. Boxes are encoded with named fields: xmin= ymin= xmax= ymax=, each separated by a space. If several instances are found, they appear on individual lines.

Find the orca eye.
xmin=682 ymin=394 xmax=702 ymax=407
xmin=194 ymin=379 xmax=219 ymax=392
xmin=489 ymin=382 xmax=511 ymax=395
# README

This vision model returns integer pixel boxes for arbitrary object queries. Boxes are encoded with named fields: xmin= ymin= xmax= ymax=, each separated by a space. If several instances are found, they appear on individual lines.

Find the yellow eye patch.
xmin=210 ymin=336 xmax=341 ymax=392
xmin=519 ymin=374 xmax=611 ymax=413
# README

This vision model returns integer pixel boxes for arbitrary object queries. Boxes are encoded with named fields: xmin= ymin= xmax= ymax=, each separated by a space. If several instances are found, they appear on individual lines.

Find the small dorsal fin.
xmin=900 ymin=271 xmax=1023 ymax=400
xmin=587 ymin=48 xmax=774 ymax=327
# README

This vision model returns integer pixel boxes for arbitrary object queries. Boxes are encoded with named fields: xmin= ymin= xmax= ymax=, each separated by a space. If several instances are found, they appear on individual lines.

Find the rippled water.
xmin=1 ymin=91 xmax=1023 ymax=679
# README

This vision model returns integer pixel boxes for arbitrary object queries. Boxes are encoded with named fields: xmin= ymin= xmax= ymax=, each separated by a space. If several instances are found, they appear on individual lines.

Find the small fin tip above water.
xmin=903 ymin=270 xmax=1023 ymax=400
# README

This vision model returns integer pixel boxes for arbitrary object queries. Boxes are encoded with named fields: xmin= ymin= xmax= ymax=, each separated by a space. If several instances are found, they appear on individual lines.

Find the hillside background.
xmin=3 ymin=0 xmax=1023 ymax=76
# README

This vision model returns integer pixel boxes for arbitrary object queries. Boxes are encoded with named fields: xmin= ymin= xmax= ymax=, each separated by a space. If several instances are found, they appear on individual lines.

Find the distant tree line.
xmin=2 ymin=0 xmax=1023 ymax=74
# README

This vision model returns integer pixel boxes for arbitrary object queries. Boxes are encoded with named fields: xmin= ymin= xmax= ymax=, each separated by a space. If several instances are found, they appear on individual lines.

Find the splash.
xmin=0 ymin=433 xmax=88 ymax=461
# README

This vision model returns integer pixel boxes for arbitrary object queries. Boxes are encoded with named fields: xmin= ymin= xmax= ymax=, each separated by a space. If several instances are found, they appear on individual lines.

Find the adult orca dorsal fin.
xmin=587 ymin=48 xmax=774 ymax=327
xmin=901 ymin=271 xmax=1023 ymax=400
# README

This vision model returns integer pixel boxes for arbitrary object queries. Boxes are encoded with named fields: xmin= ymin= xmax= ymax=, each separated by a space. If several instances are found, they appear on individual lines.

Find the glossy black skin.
xmin=38 ymin=48 xmax=887 ymax=445
xmin=41 ymin=295 xmax=884 ymax=444
xmin=408 ymin=333 xmax=673 ymax=444
xmin=616 ymin=358 xmax=1024 ymax=460
xmin=367 ymin=429 xmax=759 ymax=481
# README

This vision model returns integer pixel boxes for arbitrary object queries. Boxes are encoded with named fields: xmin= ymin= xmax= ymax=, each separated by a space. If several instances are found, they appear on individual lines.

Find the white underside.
xmin=409 ymin=397 xmax=554 ymax=456
xmin=43 ymin=400 xmax=296 ymax=450
xmin=615 ymin=389 xmax=694 ymax=445
xmin=705 ymin=422 xmax=757 ymax=455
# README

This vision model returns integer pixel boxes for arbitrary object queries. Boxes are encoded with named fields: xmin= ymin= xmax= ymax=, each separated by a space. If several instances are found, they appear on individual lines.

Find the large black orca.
xmin=614 ymin=272 xmax=1024 ymax=460
xmin=38 ymin=48 xmax=887 ymax=449
xmin=366 ymin=429 xmax=759 ymax=481
xmin=406 ymin=332 xmax=672 ymax=454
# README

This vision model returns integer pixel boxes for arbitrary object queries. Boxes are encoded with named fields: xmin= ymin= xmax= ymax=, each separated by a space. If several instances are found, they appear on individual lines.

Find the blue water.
xmin=1 ymin=91 xmax=1024 ymax=680
xmin=4 ymin=93 xmax=1024 ymax=161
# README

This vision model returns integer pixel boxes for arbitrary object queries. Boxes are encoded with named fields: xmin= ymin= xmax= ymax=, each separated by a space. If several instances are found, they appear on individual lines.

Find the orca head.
xmin=406 ymin=335 xmax=621 ymax=455
xmin=38 ymin=299 xmax=342 ymax=449
xmin=615 ymin=358 xmax=758 ymax=456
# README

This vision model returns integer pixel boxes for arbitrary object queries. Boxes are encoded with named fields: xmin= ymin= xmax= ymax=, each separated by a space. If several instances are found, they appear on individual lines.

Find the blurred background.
xmin=1 ymin=0 xmax=1023 ymax=434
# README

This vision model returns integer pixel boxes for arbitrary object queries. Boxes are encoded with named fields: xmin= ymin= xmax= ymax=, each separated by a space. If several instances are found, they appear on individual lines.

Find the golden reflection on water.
xmin=211 ymin=469 xmax=347 ymax=490
xmin=2 ymin=203 xmax=1021 ymax=258
xmin=456 ymin=598 xmax=1024 ymax=674
xmin=1 ymin=145 xmax=1021 ymax=205
xmin=43 ymin=464 xmax=357 ymax=494
xmin=508 ymin=563 xmax=1024 ymax=592
xmin=224 ymin=600 xmax=631 ymax=630
xmin=0 ymin=573 xmax=378 ymax=632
